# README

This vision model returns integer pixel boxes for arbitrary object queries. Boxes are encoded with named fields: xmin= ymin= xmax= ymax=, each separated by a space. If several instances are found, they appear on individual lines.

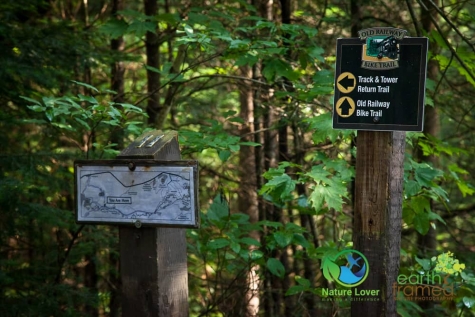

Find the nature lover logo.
xmin=321 ymin=249 xmax=380 ymax=301
xmin=322 ymin=249 xmax=369 ymax=287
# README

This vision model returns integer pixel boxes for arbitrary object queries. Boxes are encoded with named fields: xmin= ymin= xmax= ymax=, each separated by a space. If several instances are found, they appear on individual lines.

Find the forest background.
xmin=1 ymin=0 xmax=475 ymax=316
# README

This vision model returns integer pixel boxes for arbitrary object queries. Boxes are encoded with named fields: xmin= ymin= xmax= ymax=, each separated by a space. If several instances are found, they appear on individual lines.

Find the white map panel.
xmin=76 ymin=163 xmax=198 ymax=227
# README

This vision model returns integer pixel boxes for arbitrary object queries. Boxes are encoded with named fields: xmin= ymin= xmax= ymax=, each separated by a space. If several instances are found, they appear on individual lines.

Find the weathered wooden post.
xmin=331 ymin=27 xmax=428 ymax=316
xmin=75 ymin=130 xmax=198 ymax=317
xmin=352 ymin=130 xmax=405 ymax=315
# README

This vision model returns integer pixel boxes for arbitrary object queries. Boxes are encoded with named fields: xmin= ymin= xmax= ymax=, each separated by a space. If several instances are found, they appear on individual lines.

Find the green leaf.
xmin=230 ymin=213 xmax=250 ymax=224
xmin=51 ymin=122 xmax=73 ymax=130
xmin=405 ymin=180 xmax=421 ymax=197
xmin=127 ymin=21 xmax=156 ymax=38
xmin=207 ymin=238 xmax=230 ymax=249
xmin=410 ymin=196 xmax=431 ymax=214
xmin=207 ymin=194 xmax=229 ymax=223
xmin=101 ymin=18 xmax=129 ymax=39
xmin=184 ymin=24 xmax=194 ymax=35
xmin=144 ymin=64 xmax=162 ymax=74
xmin=257 ymin=220 xmax=283 ymax=228
xmin=428 ymin=211 xmax=446 ymax=225
xmin=74 ymin=118 xmax=90 ymax=130
xmin=230 ymin=241 xmax=241 ymax=254
xmin=239 ymin=141 xmax=261 ymax=147
xmin=463 ymin=297 xmax=475 ymax=308
xmin=157 ymin=13 xmax=180 ymax=26
xmin=306 ymin=165 xmax=331 ymax=181
xmin=285 ymin=285 xmax=307 ymax=296
xmin=293 ymin=233 xmax=310 ymax=248
xmin=235 ymin=54 xmax=259 ymax=67
xmin=457 ymin=181 xmax=475 ymax=197
xmin=267 ymin=258 xmax=285 ymax=278
xmin=225 ymin=252 xmax=236 ymax=260
xmin=27 ymin=105 xmax=45 ymax=112
xmin=415 ymin=256 xmax=431 ymax=271
xmin=259 ymin=173 xmax=296 ymax=201
xmin=306 ymin=112 xmax=341 ymax=143
xmin=414 ymin=166 xmax=442 ymax=187
xmin=273 ymin=231 xmax=293 ymax=248
xmin=262 ymin=59 xmax=298 ymax=82
xmin=250 ymin=250 xmax=264 ymax=260
xmin=228 ymin=144 xmax=240 ymax=152
xmin=309 ymin=185 xmax=344 ymax=212
xmin=413 ymin=212 xmax=430 ymax=235
xmin=218 ymin=150 xmax=231 ymax=162
xmin=45 ymin=108 xmax=54 ymax=121
xmin=120 ymin=103 xmax=146 ymax=114
xmin=20 ymin=96 xmax=41 ymax=105
xmin=295 ymin=276 xmax=311 ymax=287
xmin=71 ymin=80 xmax=99 ymax=92
xmin=240 ymin=237 xmax=261 ymax=247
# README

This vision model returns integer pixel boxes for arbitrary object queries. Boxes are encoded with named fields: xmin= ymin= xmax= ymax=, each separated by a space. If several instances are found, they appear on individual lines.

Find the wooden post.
xmin=117 ymin=130 xmax=189 ymax=317
xmin=351 ymin=131 xmax=405 ymax=317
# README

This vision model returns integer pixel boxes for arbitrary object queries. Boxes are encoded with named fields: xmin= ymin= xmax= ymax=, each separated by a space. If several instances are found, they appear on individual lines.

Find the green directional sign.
xmin=333 ymin=28 xmax=428 ymax=132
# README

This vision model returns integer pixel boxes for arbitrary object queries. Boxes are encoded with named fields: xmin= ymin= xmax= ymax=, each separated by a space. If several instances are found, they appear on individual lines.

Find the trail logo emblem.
xmin=322 ymin=249 xmax=369 ymax=287
xmin=358 ymin=27 xmax=408 ymax=70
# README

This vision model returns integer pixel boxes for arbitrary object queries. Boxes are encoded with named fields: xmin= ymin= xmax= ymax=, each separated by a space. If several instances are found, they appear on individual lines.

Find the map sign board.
xmin=333 ymin=28 xmax=428 ymax=131
xmin=74 ymin=160 xmax=199 ymax=228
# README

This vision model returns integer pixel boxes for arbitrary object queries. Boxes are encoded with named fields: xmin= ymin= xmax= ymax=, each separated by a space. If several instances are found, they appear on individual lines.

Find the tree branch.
xmin=417 ymin=0 xmax=475 ymax=83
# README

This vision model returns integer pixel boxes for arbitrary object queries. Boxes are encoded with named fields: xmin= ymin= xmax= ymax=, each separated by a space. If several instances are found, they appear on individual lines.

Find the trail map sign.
xmin=75 ymin=160 xmax=199 ymax=228
xmin=333 ymin=27 xmax=428 ymax=131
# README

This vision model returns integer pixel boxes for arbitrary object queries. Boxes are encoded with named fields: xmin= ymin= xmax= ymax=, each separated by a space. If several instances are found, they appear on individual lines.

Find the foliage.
xmin=22 ymin=82 xmax=147 ymax=158
xmin=1 ymin=0 xmax=475 ymax=316
xmin=0 ymin=81 xmax=148 ymax=316
xmin=259 ymin=152 xmax=354 ymax=214
xmin=188 ymin=193 xmax=317 ymax=315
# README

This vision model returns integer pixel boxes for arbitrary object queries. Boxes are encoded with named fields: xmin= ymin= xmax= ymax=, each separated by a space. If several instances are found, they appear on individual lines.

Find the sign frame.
xmin=333 ymin=35 xmax=428 ymax=132
xmin=74 ymin=159 xmax=199 ymax=228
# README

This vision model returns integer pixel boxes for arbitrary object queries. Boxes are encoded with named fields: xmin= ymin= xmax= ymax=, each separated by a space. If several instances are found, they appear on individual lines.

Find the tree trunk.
xmin=352 ymin=131 xmax=405 ymax=317
xmin=144 ymin=0 xmax=161 ymax=127
xmin=238 ymin=64 xmax=260 ymax=316
xmin=292 ymin=121 xmax=318 ymax=315
xmin=108 ymin=2 xmax=125 ymax=315
xmin=110 ymin=0 xmax=126 ymax=150
xmin=416 ymin=1 xmax=440 ymax=313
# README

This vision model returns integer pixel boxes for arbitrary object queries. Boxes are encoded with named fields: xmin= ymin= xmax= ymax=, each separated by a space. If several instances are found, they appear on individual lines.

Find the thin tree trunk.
xmin=263 ymin=95 xmax=282 ymax=316
xmin=110 ymin=0 xmax=125 ymax=151
xmin=250 ymin=0 xmax=283 ymax=315
xmin=108 ymin=0 xmax=125 ymax=314
xmin=416 ymin=0 xmax=439 ymax=255
xmin=238 ymin=65 xmax=260 ymax=317
xmin=416 ymin=0 xmax=440 ymax=313
xmin=144 ymin=0 xmax=161 ymax=126
xmin=292 ymin=121 xmax=318 ymax=315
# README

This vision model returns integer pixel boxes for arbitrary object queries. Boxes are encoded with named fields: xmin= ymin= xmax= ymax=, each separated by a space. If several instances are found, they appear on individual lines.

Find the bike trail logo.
xmin=358 ymin=27 xmax=408 ymax=70
xmin=322 ymin=249 xmax=369 ymax=287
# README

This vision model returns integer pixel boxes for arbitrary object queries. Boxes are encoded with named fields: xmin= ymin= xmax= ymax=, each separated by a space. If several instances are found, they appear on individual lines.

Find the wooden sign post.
xmin=116 ymin=130 xmax=189 ymax=317
xmin=331 ymin=27 xmax=428 ymax=316
xmin=74 ymin=130 xmax=197 ymax=317
xmin=352 ymin=131 xmax=405 ymax=316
